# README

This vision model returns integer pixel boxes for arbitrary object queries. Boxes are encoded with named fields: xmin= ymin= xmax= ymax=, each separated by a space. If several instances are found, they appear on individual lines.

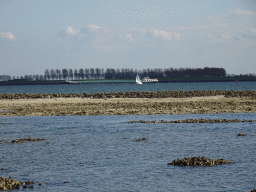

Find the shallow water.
xmin=0 ymin=113 xmax=256 ymax=191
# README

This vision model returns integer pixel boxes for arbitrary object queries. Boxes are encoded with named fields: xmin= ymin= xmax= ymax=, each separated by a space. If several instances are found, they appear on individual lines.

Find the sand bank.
xmin=0 ymin=92 xmax=255 ymax=116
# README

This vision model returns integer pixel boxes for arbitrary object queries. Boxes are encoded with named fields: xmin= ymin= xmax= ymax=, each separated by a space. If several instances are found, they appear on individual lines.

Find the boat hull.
xmin=63 ymin=80 xmax=78 ymax=84
xmin=141 ymin=80 xmax=159 ymax=83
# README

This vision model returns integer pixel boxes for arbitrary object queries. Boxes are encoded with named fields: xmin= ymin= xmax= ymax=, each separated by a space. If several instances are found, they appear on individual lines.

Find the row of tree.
xmin=3 ymin=67 xmax=256 ymax=81
xmin=0 ymin=75 xmax=12 ymax=81
xmin=44 ymin=68 xmax=105 ymax=80
xmin=43 ymin=67 xmax=227 ymax=80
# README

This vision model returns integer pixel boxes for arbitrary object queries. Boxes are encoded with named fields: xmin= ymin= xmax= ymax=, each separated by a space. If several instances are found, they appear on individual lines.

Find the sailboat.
xmin=136 ymin=74 xmax=143 ymax=84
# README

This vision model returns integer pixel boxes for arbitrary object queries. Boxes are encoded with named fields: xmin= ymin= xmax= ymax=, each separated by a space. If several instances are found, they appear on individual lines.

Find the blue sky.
xmin=0 ymin=0 xmax=255 ymax=76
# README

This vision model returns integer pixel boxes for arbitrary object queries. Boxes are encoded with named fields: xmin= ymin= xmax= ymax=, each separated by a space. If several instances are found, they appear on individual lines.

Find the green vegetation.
xmin=158 ymin=76 xmax=256 ymax=82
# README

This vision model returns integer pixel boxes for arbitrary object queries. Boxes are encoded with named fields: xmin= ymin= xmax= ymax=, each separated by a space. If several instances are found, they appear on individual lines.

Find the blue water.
xmin=0 ymin=113 xmax=256 ymax=191
xmin=0 ymin=81 xmax=256 ymax=94
xmin=0 ymin=82 xmax=256 ymax=191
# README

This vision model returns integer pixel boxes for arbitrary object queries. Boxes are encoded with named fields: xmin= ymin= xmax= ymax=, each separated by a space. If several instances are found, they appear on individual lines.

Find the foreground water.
xmin=0 ymin=113 xmax=256 ymax=191
xmin=1 ymin=81 xmax=256 ymax=94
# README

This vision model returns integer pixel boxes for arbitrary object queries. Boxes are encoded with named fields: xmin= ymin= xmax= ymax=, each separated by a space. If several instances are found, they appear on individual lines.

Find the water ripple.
xmin=0 ymin=113 xmax=255 ymax=191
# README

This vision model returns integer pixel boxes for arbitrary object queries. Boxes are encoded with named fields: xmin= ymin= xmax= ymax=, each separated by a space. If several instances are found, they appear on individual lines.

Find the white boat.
xmin=136 ymin=74 xmax=143 ymax=84
xmin=62 ymin=80 xmax=78 ymax=84
xmin=141 ymin=77 xmax=159 ymax=83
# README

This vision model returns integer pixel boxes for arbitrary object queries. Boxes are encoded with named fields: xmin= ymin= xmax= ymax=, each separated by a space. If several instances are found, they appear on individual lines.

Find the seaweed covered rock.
xmin=0 ymin=139 xmax=8 ymax=143
xmin=237 ymin=132 xmax=247 ymax=136
xmin=0 ymin=177 xmax=36 ymax=190
xmin=0 ymin=90 xmax=255 ymax=99
xmin=11 ymin=137 xmax=46 ymax=144
xmin=0 ymin=177 xmax=21 ymax=190
xmin=135 ymin=138 xmax=148 ymax=142
xmin=167 ymin=156 xmax=232 ymax=166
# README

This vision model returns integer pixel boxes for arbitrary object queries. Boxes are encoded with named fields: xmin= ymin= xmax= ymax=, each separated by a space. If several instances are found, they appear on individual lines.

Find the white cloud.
xmin=94 ymin=44 xmax=110 ymax=50
xmin=184 ymin=9 xmax=256 ymax=43
xmin=119 ymin=33 xmax=133 ymax=42
xmin=207 ymin=9 xmax=256 ymax=24
xmin=207 ymin=16 xmax=219 ymax=23
xmin=150 ymin=29 xmax=181 ymax=41
xmin=1 ymin=32 xmax=16 ymax=40
xmin=231 ymin=9 xmax=256 ymax=16
xmin=250 ymin=28 xmax=256 ymax=33
xmin=221 ymin=33 xmax=232 ymax=39
xmin=125 ymin=34 xmax=133 ymax=42
xmin=53 ymin=8 xmax=255 ymax=54
xmin=65 ymin=26 xmax=79 ymax=35
xmin=87 ymin=24 xmax=104 ymax=31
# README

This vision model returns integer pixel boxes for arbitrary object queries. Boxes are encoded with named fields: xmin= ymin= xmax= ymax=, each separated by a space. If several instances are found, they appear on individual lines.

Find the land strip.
xmin=0 ymin=91 xmax=255 ymax=116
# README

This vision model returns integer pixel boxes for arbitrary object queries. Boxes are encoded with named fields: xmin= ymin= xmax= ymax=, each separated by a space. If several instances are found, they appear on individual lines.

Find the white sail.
xmin=136 ymin=74 xmax=143 ymax=84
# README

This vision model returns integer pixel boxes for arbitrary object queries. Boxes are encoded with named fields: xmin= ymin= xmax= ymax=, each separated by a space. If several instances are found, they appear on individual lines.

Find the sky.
xmin=0 ymin=0 xmax=256 ymax=77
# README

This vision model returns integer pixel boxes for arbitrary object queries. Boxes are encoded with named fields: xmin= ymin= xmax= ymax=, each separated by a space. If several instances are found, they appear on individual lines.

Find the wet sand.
xmin=0 ymin=94 xmax=255 ymax=116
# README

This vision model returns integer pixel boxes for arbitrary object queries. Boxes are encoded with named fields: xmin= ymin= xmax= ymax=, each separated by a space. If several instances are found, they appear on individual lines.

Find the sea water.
xmin=0 ymin=81 xmax=256 ymax=94
xmin=0 ymin=113 xmax=256 ymax=192
xmin=0 ymin=82 xmax=256 ymax=191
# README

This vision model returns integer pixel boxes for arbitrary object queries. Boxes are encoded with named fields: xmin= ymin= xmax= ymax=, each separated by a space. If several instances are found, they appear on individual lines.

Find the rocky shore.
xmin=167 ymin=156 xmax=232 ymax=166
xmin=0 ymin=90 xmax=255 ymax=116
xmin=125 ymin=119 xmax=256 ymax=123
xmin=0 ymin=90 xmax=256 ymax=99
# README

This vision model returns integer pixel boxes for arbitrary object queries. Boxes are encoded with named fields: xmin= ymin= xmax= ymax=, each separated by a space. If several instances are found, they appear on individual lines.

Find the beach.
xmin=0 ymin=90 xmax=255 ymax=116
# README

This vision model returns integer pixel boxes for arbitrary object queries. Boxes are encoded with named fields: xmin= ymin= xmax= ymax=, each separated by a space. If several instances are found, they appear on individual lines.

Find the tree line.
xmin=43 ymin=67 xmax=227 ymax=80
xmin=3 ymin=67 xmax=256 ymax=81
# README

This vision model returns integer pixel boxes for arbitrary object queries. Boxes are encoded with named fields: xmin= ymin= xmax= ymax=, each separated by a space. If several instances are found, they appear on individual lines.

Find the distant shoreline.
xmin=1 ymin=77 xmax=256 ymax=86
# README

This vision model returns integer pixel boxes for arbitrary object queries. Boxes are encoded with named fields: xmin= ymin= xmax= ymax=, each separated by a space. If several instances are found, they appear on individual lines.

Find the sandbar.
xmin=0 ymin=94 xmax=255 ymax=116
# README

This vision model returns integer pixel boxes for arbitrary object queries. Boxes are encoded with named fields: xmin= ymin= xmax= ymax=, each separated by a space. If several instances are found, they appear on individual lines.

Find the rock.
xmin=167 ymin=156 xmax=232 ymax=166
xmin=0 ymin=177 xmax=21 ymax=190
xmin=237 ymin=132 xmax=247 ymax=136
xmin=1 ymin=90 xmax=255 ymax=100
xmin=10 ymin=137 xmax=47 ymax=144
xmin=135 ymin=138 xmax=148 ymax=142
xmin=24 ymin=180 xmax=34 ymax=185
